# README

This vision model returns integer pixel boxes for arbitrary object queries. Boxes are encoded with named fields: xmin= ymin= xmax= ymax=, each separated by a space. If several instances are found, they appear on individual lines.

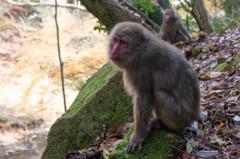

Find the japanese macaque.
xmin=108 ymin=22 xmax=201 ymax=153
xmin=159 ymin=9 xmax=191 ymax=44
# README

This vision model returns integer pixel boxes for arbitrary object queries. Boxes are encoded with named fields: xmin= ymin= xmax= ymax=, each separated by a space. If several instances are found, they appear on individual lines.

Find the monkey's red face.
xmin=111 ymin=36 xmax=128 ymax=61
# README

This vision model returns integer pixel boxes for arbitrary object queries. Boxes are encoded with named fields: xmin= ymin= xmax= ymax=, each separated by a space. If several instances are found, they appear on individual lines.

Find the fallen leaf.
xmin=233 ymin=115 xmax=240 ymax=122
xmin=209 ymin=72 xmax=222 ymax=78
xmin=182 ymin=153 xmax=190 ymax=159
xmin=186 ymin=138 xmax=199 ymax=153
xmin=195 ymin=150 xmax=219 ymax=158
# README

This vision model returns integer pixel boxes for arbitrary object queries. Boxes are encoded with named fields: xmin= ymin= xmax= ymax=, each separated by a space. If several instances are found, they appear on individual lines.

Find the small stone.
xmin=212 ymin=109 xmax=227 ymax=123
xmin=217 ymin=57 xmax=226 ymax=65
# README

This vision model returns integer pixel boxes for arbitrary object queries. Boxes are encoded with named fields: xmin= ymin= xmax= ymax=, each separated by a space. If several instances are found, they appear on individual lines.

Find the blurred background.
xmin=0 ymin=0 xmax=107 ymax=158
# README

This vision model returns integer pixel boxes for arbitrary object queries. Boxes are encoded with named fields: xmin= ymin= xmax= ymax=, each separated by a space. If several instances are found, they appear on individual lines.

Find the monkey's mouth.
xmin=111 ymin=57 xmax=120 ymax=61
xmin=165 ymin=13 xmax=170 ymax=20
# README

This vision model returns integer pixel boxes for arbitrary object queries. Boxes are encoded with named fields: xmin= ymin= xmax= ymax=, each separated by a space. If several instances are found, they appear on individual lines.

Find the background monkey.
xmin=108 ymin=22 xmax=201 ymax=153
xmin=159 ymin=9 xmax=192 ymax=44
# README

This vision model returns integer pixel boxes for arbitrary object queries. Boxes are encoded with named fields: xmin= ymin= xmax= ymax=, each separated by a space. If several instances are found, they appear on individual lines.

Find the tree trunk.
xmin=195 ymin=0 xmax=214 ymax=34
xmin=79 ymin=0 xmax=169 ymax=33
xmin=80 ymin=0 xmax=139 ymax=31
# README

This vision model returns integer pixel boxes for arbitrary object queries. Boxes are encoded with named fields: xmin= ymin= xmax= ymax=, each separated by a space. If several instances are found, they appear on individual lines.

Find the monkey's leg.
xmin=127 ymin=94 xmax=153 ymax=153
xmin=149 ymin=118 xmax=166 ymax=129
xmin=149 ymin=110 xmax=166 ymax=129
xmin=155 ymin=90 xmax=192 ymax=135
xmin=177 ymin=30 xmax=189 ymax=41
xmin=179 ymin=26 xmax=192 ymax=42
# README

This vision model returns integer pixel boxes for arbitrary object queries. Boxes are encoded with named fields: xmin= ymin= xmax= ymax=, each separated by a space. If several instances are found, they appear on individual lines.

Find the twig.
xmin=86 ymin=150 xmax=102 ymax=158
xmin=54 ymin=0 xmax=67 ymax=112
xmin=106 ymin=134 xmax=124 ymax=140
xmin=225 ymin=125 xmax=240 ymax=141
xmin=171 ymin=145 xmax=186 ymax=153
xmin=178 ymin=0 xmax=204 ymax=31
xmin=4 ymin=0 xmax=86 ymax=11
xmin=171 ymin=145 xmax=217 ymax=158
xmin=100 ymin=123 xmax=107 ymax=141
xmin=184 ymin=0 xmax=192 ymax=8
xmin=83 ymin=130 xmax=96 ymax=141
xmin=178 ymin=0 xmax=192 ymax=13
xmin=173 ymin=40 xmax=191 ymax=46
xmin=227 ymin=109 xmax=240 ymax=114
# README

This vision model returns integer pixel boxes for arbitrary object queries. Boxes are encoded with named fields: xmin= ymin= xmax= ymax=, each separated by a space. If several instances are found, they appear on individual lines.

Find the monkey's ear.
xmin=142 ymin=30 xmax=150 ymax=42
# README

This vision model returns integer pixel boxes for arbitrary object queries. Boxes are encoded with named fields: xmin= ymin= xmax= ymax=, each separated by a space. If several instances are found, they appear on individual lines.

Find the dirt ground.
xmin=0 ymin=3 xmax=107 ymax=159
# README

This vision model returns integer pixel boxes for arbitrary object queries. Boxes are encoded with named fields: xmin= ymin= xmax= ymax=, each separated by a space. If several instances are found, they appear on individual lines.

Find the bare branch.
xmin=4 ymin=0 xmax=86 ymax=11
xmin=179 ymin=0 xmax=204 ymax=31
xmin=54 ymin=0 xmax=67 ymax=112
xmin=121 ymin=0 xmax=160 ymax=32
xmin=192 ymin=0 xmax=197 ymax=10
xmin=178 ymin=0 xmax=192 ymax=13
xmin=183 ymin=0 xmax=191 ymax=8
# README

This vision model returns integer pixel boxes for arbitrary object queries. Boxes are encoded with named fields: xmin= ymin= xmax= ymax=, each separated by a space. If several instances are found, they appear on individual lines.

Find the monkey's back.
xmin=130 ymin=38 xmax=201 ymax=125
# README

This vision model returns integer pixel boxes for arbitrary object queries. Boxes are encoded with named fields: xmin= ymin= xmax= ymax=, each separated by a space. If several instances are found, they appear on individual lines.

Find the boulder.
xmin=42 ymin=63 xmax=132 ymax=159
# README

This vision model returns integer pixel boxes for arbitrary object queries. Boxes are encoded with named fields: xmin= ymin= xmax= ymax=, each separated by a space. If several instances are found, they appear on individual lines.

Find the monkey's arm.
xmin=178 ymin=24 xmax=192 ymax=41
xmin=159 ymin=32 xmax=172 ymax=43
xmin=127 ymin=94 xmax=153 ymax=153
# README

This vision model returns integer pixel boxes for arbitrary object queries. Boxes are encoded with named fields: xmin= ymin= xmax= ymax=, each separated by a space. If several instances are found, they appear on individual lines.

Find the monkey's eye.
xmin=120 ymin=40 xmax=127 ymax=45
xmin=113 ymin=37 xmax=118 ymax=43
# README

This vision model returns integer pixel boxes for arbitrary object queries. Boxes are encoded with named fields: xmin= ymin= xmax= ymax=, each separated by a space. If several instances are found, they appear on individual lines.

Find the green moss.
xmin=42 ymin=63 xmax=132 ymax=159
xmin=232 ymin=58 xmax=240 ymax=67
xmin=109 ymin=125 xmax=184 ymax=159
xmin=214 ymin=62 xmax=228 ymax=71
xmin=207 ymin=60 xmax=212 ymax=66
xmin=196 ymin=52 xmax=204 ymax=59
xmin=214 ymin=58 xmax=240 ymax=72
xmin=0 ymin=115 xmax=9 ymax=122
xmin=67 ymin=63 xmax=118 ymax=116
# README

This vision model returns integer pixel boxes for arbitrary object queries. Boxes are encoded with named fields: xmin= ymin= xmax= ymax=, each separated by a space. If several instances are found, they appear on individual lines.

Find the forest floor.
xmin=0 ymin=2 xmax=107 ymax=159
xmin=180 ymin=29 xmax=240 ymax=158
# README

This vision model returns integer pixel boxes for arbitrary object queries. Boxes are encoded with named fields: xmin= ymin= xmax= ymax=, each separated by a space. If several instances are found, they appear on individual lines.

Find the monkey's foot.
xmin=127 ymin=141 xmax=143 ymax=153
xmin=149 ymin=118 xmax=166 ymax=129
xmin=127 ymin=133 xmax=147 ymax=153
xmin=182 ymin=126 xmax=200 ymax=141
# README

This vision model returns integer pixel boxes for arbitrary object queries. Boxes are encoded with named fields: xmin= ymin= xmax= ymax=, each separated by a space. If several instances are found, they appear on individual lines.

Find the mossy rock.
xmin=109 ymin=125 xmax=185 ymax=159
xmin=213 ymin=62 xmax=228 ymax=71
xmin=196 ymin=52 xmax=204 ymax=59
xmin=214 ymin=58 xmax=240 ymax=71
xmin=231 ymin=58 xmax=240 ymax=67
xmin=42 ymin=62 xmax=186 ymax=159
xmin=42 ymin=63 xmax=132 ymax=159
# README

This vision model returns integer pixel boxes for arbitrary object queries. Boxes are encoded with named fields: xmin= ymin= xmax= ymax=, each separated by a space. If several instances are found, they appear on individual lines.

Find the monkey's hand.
xmin=127 ymin=134 xmax=145 ymax=153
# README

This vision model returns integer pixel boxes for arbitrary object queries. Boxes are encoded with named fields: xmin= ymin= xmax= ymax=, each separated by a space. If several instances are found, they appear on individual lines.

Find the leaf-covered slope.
xmin=179 ymin=29 xmax=240 ymax=158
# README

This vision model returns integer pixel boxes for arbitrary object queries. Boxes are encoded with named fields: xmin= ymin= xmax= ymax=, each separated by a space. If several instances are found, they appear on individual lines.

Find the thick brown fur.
xmin=108 ymin=22 xmax=201 ymax=153
xmin=159 ymin=9 xmax=191 ymax=44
